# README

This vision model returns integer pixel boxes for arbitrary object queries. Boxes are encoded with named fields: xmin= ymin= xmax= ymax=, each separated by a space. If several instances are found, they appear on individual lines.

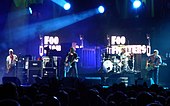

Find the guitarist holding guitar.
xmin=145 ymin=49 xmax=162 ymax=85
xmin=6 ymin=49 xmax=18 ymax=76
xmin=64 ymin=47 xmax=79 ymax=78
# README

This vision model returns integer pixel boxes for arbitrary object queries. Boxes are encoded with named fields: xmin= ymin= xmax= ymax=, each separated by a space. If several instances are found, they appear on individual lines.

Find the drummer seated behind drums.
xmin=119 ymin=48 xmax=129 ymax=71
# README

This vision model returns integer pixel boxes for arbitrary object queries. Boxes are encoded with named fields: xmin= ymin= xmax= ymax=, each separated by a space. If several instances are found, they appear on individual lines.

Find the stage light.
xmin=98 ymin=6 xmax=105 ymax=13
xmin=3 ymin=6 xmax=105 ymax=48
xmin=29 ymin=7 xmax=32 ymax=14
xmin=51 ymin=0 xmax=71 ymax=10
xmin=64 ymin=2 xmax=71 ymax=10
xmin=133 ymin=0 xmax=141 ymax=9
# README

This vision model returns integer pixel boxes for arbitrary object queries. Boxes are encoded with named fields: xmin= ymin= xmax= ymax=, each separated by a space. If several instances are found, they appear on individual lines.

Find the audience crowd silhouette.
xmin=0 ymin=77 xmax=170 ymax=106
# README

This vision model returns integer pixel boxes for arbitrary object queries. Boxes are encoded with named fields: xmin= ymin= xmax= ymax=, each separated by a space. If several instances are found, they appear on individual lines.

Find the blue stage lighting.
xmin=64 ymin=3 xmax=71 ymax=10
xmin=29 ymin=7 xmax=32 ymax=14
xmin=98 ymin=6 xmax=105 ymax=13
xmin=133 ymin=0 xmax=141 ymax=9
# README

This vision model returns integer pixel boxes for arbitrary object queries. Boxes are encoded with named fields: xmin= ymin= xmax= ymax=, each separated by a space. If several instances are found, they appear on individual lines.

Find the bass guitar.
xmin=146 ymin=62 xmax=167 ymax=71
xmin=65 ymin=58 xmax=78 ymax=73
xmin=6 ymin=64 xmax=13 ymax=73
xmin=65 ymin=61 xmax=74 ymax=71
xmin=146 ymin=63 xmax=156 ymax=71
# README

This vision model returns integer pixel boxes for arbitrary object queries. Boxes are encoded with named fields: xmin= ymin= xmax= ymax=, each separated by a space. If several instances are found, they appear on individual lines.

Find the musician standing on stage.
xmin=6 ymin=49 xmax=18 ymax=76
xmin=119 ymin=48 xmax=129 ymax=71
xmin=64 ymin=47 xmax=78 ymax=77
xmin=146 ymin=49 xmax=162 ymax=85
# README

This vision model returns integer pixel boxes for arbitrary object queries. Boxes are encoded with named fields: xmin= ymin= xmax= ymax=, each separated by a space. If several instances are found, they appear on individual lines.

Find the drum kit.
xmin=42 ymin=56 xmax=58 ymax=68
xmin=102 ymin=53 xmax=134 ymax=73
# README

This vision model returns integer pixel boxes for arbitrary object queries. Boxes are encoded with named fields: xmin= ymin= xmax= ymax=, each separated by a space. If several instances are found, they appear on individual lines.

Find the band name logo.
xmin=108 ymin=36 xmax=151 ymax=56
xmin=111 ymin=36 xmax=126 ymax=45
xmin=39 ymin=36 xmax=61 ymax=56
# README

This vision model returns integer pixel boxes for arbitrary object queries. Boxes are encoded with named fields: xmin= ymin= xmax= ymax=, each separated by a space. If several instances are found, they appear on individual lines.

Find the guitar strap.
xmin=10 ymin=55 xmax=13 ymax=64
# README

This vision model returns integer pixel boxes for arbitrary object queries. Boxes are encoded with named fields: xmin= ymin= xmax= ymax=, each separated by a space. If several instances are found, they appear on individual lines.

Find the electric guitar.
xmin=6 ymin=64 xmax=12 ymax=73
xmin=146 ymin=62 xmax=167 ymax=71
xmin=146 ymin=63 xmax=156 ymax=71
xmin=65 ymin=58 xmax=79 ymax=73
xmin=65 ymin=61 xmax=74 ymax=70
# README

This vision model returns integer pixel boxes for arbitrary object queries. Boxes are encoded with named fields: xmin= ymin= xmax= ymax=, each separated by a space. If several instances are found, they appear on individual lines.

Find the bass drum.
xmin=103 ymin=60 xmax=113 ymax=73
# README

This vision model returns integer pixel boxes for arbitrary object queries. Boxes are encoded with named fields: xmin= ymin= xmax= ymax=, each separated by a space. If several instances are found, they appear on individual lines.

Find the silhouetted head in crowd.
xmin=0 ymin=99 xmax=20 ymax=106
xmin=0 ymin=82 xmax=18 ymax=99
xmin=18 ymin=95 xmax=32 ymax=106
xmin=87 ymin=88 xmax=106 ymax=106
xmin=119 ymin=101 xmax=132 ymax=106
xmin=44 ymin=96 xmax=61 ymax=106
xmin=106 ymin=91 xmax=127 ymax=105
xmin=165 ymin=96 xmax=170 ymax=106
xmin=107 ymin=101 xmax=117 ymax=106
xmin=156 ymin=95 xmax=166 ymax=106
xmin=55 ymin=90 xmax=69 ymax=106
xmin=146 ymin=102 xmax=163 ymax=106
xmin=136 ymin=91 xmax=154 ymax=106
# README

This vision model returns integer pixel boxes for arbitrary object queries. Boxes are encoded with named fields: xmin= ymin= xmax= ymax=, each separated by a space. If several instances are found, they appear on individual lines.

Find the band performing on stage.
xmin=145 ymin=49 xmax=162 ymax=85
xmin=3 ymin=34 xmax=167 ymax=86
xmin=5 ymin=49 xmax=18 ymax=77
xmin=4 ymin=45 xmax=166 ymax=86
xmin=64 ymin=47 xmax=79 ymax=78
xmin=2 ymin=1 xmax=170 ymax=106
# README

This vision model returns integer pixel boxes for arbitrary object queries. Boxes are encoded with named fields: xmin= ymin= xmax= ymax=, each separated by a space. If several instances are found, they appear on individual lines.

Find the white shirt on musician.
xmin=6 ymin=54 xmax=18 ymax=66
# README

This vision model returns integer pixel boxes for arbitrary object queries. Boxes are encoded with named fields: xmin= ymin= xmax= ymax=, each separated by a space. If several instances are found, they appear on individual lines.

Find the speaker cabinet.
xmin=29 ymin=60 xmax=42 ymax=70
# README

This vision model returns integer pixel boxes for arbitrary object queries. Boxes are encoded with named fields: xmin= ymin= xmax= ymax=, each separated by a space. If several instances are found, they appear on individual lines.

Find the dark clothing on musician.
xmin=146 ymin=50 xmax=162 ymax=85
xmin=64 ymin=48 xmax=78 ymax=78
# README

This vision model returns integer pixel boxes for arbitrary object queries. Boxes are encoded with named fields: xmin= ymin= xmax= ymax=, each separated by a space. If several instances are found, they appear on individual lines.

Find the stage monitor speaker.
xmin=83 ymin=77 xmax=101 ymax=87
xmin=2 ymin=77 xmax=21 ymax=86
xmin=106 ymin=77 xmax=122 ymax=86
